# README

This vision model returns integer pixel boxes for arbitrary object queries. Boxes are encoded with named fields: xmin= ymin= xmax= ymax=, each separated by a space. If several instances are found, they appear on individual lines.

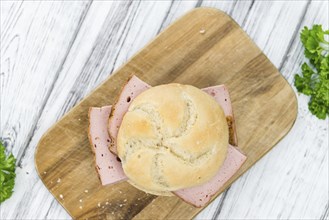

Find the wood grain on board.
xmin=34 ymin=8 xmax=297 ymax=219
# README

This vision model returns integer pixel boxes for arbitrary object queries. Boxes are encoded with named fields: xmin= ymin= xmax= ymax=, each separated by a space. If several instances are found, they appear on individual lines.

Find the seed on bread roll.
xmin=117 ymin=84 xmax=228 ymax=194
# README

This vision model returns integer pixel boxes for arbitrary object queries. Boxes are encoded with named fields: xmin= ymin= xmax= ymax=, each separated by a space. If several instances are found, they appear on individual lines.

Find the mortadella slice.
xmin=108 ymin=75 xmax=151 ymax=154
xmin=202 ymin=85 xmax=238 ymax=146
xmin=174 ymin=145 xmax=247 ymax=207
xmin=103 ymin=77 xmax=246 ymax=207
xmin=88 ymin=106 xmax=127 ymax=185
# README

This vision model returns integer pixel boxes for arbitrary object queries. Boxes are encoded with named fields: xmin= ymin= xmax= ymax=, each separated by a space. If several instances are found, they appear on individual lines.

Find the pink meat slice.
xmin=202 ymin=85 xmax=232 ymax=116
xmin=88 ymin=106 xmax=127 ymax=185
xmin=173 ymin=145 xmax=247 ymax=207
xmin=202 ymin=85 xmax=238 ymax=146
xmin=108 ymin=75 xmax=151 ymax=154
xmin=100 ymin=76 xmax=246 ymax=206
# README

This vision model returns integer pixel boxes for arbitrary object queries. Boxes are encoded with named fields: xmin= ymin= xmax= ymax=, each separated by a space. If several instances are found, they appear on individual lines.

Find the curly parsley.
xmin=294 ymin=24 xmax=329 ymax=119
xmin=0 ymin=141 xmax=16 ymax=203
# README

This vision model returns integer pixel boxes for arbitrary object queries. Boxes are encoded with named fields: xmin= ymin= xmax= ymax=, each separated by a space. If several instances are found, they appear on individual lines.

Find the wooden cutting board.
xmin=35 ymin=8 xmax=297 ymax=219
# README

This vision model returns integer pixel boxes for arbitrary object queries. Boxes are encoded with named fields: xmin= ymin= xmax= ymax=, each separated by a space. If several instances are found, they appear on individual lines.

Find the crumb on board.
xmin=84 ymin=189 xmax=89 ymax=193
xmin=57 ymin=178 xmax=61 ymax=183
xmin=199 ymin=28 xmax=206 ymax=34
xmin=79 ymin=199 xmax=83 ymax=203
xmin=79 ymin=206 xmax=83 ymax=209
xmin=43 ymin=171 xmax=47 ymax=174
xmin=59 ymin=194 xmax=63 ymax=199
xmin=123 ymin=199 xmax=127 ymax=202
xmin=98 ymin=202 xmax=101 ymax=207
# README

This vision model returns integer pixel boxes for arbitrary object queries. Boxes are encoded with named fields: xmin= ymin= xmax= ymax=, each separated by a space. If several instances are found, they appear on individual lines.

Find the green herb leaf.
xmin=0 ymin=141 xmax=16 ymax=203
xmin=294 ymin=25 xmax=329 ymax=119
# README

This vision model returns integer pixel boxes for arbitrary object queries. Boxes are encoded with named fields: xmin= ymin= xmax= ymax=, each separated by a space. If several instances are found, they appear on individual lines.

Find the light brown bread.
xmin=117 ymin=84 xmax=229 ymax=194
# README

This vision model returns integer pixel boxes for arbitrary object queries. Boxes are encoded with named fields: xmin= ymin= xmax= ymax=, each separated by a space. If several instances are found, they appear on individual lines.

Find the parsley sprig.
xmin=294 ymin=25 xmax=329 ymax=119
xmin=0 ymin=141 xmax=16 ymax=203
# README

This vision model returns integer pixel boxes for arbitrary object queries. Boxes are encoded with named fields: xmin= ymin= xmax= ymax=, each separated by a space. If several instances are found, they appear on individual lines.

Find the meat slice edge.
xmin=88 ymin=106 xmax=127 ymax=185
xmin=173 ymin=145 xmax=247 ymax=207
xmin=202 ymin=85 xmax=238 ymax=146
xmin=97 ymin=78 xmax=245 ymax=204
xmin=108 ymin=75 xmax=151 ymax=154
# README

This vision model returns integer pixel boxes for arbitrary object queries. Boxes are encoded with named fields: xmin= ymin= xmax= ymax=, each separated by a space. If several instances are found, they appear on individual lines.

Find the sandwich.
xmin=88 ymin=75 xmax=246 ymax=207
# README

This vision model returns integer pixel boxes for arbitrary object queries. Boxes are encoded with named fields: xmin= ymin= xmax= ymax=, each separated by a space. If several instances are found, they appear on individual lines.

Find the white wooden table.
xmin=1 ymin=1 xmax=328 ymax=219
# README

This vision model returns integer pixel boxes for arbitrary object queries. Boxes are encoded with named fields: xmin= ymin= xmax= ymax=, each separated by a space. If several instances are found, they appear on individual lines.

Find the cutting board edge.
xmin=34 ymin=7 xmax=299 ymax=219
xmin=34 ymin=157 xmax=74 ymax=217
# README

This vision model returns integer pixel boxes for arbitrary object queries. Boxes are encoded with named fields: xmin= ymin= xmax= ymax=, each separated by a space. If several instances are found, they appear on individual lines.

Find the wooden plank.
xmin=0 ymin=0 xmax=92 ymax=162
xmin=34 ymin=8 xmax=297 ymax=219
xmin=0 ymin=1 xmax=21 ymax=27
xmin=0 ymin=1 xmax=92 ymax=219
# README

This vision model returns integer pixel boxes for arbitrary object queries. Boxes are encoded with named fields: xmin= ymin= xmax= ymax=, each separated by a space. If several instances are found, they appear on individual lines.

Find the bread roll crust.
xmin=117 ymin=84 xmax=228 ymax=193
